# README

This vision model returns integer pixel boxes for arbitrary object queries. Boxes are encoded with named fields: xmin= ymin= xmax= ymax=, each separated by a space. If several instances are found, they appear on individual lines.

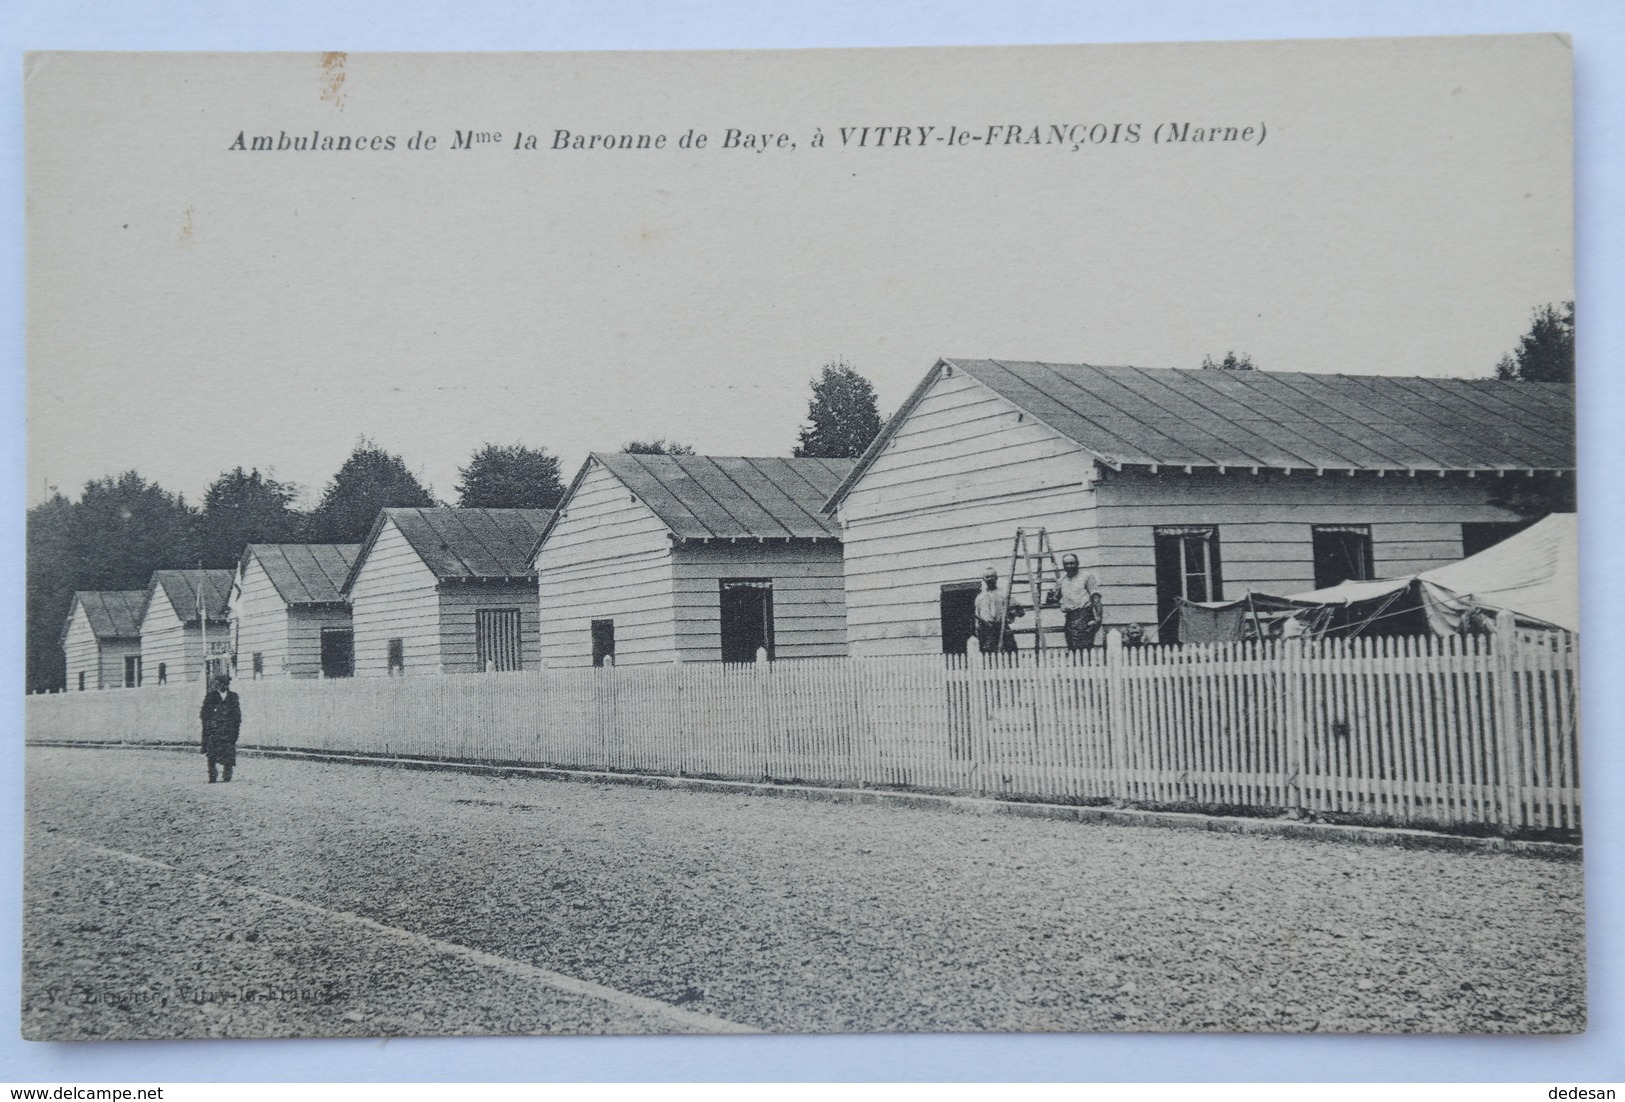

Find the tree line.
xmin=26 ymin=361 xmax=884 ymax=692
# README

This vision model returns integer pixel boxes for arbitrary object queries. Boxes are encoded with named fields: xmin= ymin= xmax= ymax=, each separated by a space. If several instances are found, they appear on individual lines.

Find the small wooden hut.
xmin=533 ymin=453 xmax=852 ymax=667
xmin=137 ymin=570 xmax=235 ymax=684
xmin=230 ymin=543 xmax=362 ymax=679
xmin=61 ymin=590 xmax=146 ymax=690
xmin=341 ymin=508 xmax=552 ymax=676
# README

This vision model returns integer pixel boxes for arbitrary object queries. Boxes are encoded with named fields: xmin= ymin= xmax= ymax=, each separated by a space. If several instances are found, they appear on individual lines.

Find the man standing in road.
xmin=200 ymin=672 xmax=241 ymax=783
xmin=1049 ymin=552 xmax=1104 ymax=652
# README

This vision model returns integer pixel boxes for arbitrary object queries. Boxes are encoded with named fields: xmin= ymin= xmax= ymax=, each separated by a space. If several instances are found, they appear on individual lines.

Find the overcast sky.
xmin=26 ymin=38 xmax=1573 ymax=508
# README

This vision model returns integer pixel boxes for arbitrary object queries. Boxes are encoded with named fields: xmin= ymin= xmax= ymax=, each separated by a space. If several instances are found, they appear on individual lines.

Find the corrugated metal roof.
xmin=65 ymin=590 xmax=146 ymax=641
xmin=593 ymin=453 xmax=854 ymax=540
xmin=147 ymin=570 xmax=234 ymax=625
xmin=825 ymin=359 xmax=1576 ymax=511
xmin=371 ymin=508 xmax=553 ymax=582
xmin=245 ymin=544 xmax=361 ymax=605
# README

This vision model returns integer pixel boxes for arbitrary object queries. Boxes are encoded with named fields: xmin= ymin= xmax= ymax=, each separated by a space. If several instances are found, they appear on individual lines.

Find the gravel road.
xmin=23 ymin=746 xmax=1586 ymax=1039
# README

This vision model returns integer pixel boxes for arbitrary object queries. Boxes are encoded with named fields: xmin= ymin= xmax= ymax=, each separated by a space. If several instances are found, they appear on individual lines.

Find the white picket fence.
xmin=27 ymin=620 xmax=1580 ymax=833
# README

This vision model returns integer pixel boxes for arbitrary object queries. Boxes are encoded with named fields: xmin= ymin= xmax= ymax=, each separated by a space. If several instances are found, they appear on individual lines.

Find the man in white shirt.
xmin=973 ymin=566 xmax=1020 ymax=654
xmin=1049 ymin=553 xmax=1103 ymax=652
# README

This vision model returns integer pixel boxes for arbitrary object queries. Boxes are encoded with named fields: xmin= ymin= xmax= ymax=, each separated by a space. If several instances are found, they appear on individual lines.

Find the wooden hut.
xmin=340 ymin=508 xmax=552 ymax=676
xmin=137 ymin=570 xmax=235 ymax=684
xmin=61 ymin=590 xmax=146 ymax=691
xmin=823 ymin=358 xmax=1574 ymax=654
xmin=532 ymin=453 xmax=853 ymax=667
xmin=230 ymin=544 xmax=362 ymax=679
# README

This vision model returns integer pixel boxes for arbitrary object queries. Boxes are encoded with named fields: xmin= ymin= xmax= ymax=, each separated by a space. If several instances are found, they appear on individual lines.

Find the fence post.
xmin=756 ymin=646 xmax=770 ymax=780
xmin=965 ymin=637 xmax=986 ymax=789
xmin=600 ymin=656 xmax=615 ymax=770
xmin=1283 ymin=637 xmax=1306 ymax=816
xmin=1104 ymin=629 xmax=1124 ymax=796
xmin=1492 ymin=608 xmax=1521 ymax=830
xmin=672 ymin=654 xmax=685 ymax=777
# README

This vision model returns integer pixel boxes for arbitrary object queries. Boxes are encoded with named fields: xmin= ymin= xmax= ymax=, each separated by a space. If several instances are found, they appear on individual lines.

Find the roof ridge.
xmin=614 ymin=451 xmax=850 ymax=463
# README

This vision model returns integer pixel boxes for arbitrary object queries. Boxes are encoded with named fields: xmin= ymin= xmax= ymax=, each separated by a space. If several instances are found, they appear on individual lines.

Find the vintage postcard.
xmin=22 ymin=38 xmax=1580 ymax=1040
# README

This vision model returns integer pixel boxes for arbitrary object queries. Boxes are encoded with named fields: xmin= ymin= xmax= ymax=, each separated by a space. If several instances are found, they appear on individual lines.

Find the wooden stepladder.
xmin=999 ymin=527 xmax=1067 ymax=653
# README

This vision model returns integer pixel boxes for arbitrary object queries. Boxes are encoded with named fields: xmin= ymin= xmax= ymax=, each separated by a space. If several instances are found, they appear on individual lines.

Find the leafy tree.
xmin=1495 ymin=301 xmax=1575 ymax=383
xmin=25 ymin=472 xmax=200 ymax=692
xmin=1489 ymin=301 xmax=1578 ymax=518
xmin=26 ymin=493 xmax=78 ymax=693
xmin=621 ymin=439 xmax=697 ymax=456
xmin=455 ymin=443 xmax=566 ymax=510
xmin=70 ymin=471 xmax=204 ymax=585
xmin=197 ymin=466 xmax=304 ymax=566
xmin=305 ymin=438 xmax=436 ymax=543
xmin=1201 ymin=351 xmax=1256 ymax=371
xmin=793 ymin=359 xmax=883 ymax=459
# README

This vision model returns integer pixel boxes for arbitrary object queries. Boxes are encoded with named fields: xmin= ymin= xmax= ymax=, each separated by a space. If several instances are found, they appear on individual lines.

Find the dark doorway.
xmin=1312 ymin=525 xmax=1374 ymax=590
xmin=321 ymin=628 xmax=355 ymax=679
xmin=1154 ymin=527 xmax=1223 ymax=642
xmin=591 ymin=619 xmax=615 ymax=667
xmin=720 ymin=579 xmax=774 ymax=663
xmin=939 ymin=582 xmax=980 ymax=655
xmin=124 ymin=655 xmax=141 ymax=688
xmin=475 ymin=608 xmax=523 ymax=672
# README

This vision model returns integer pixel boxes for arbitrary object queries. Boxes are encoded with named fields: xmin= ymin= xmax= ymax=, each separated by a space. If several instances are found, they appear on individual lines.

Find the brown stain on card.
xmin=179 ymin=206 xmax=194 ymax=249
xmin=320 ymin=52 xmax=347 ymax=110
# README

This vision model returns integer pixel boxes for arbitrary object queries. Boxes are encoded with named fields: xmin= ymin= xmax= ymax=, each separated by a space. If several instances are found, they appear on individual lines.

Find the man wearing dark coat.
xmin=199 ymin=672 xmax=241 ymax=783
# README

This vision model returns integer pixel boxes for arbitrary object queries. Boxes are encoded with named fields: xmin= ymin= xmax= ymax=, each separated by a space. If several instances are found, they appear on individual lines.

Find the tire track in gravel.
xmin=35 ymin=832 xmax=759 ymax=1037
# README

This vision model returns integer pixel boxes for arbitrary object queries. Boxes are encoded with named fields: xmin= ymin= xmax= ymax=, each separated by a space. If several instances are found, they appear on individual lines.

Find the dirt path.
xmin=23 ymin=746 xmax=1586 ymax=1039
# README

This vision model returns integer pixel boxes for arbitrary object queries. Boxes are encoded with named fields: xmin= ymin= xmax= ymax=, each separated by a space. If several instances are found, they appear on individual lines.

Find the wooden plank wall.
xmin=838 ymin=367 xmax=1099 ymax=657
xmin=138 ymin=587 xmax=206 ymax=685
xmin=231 ymin=554 xmax=291 ymax=677
xmin=62 ymin=606 xmax=102 ymax=690
xmin=671 ymin=540 xmax=847 ymax=662
xmin=1092 ymin=469 xmax=1529 ymax=635
xmin=99 ymin=640 xmax=141 ymax=689
xmin=62 ymin=615 xmax=139 ymax=690
xmin=535 ymin=460 xmax=677 ymax=667
xmin=286 ymin=606 xmax=354 ymax=678
xmin=347 ymin=517 xmax=443 ymax=676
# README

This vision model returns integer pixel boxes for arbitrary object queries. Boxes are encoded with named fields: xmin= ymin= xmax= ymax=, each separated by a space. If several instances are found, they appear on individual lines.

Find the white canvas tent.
xmin=1281 ymin=513 xmax=1577 ymax=635
xmin=1415 ymin=512 xmax=1577 ymax=633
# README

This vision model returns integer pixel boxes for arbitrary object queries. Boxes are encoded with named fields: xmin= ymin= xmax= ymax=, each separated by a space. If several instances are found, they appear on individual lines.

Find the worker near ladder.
xmin=1049 ymin=552 xmax=1103 ymax=651
xmin=973 ymin=565 xmax=1021 ymax=654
